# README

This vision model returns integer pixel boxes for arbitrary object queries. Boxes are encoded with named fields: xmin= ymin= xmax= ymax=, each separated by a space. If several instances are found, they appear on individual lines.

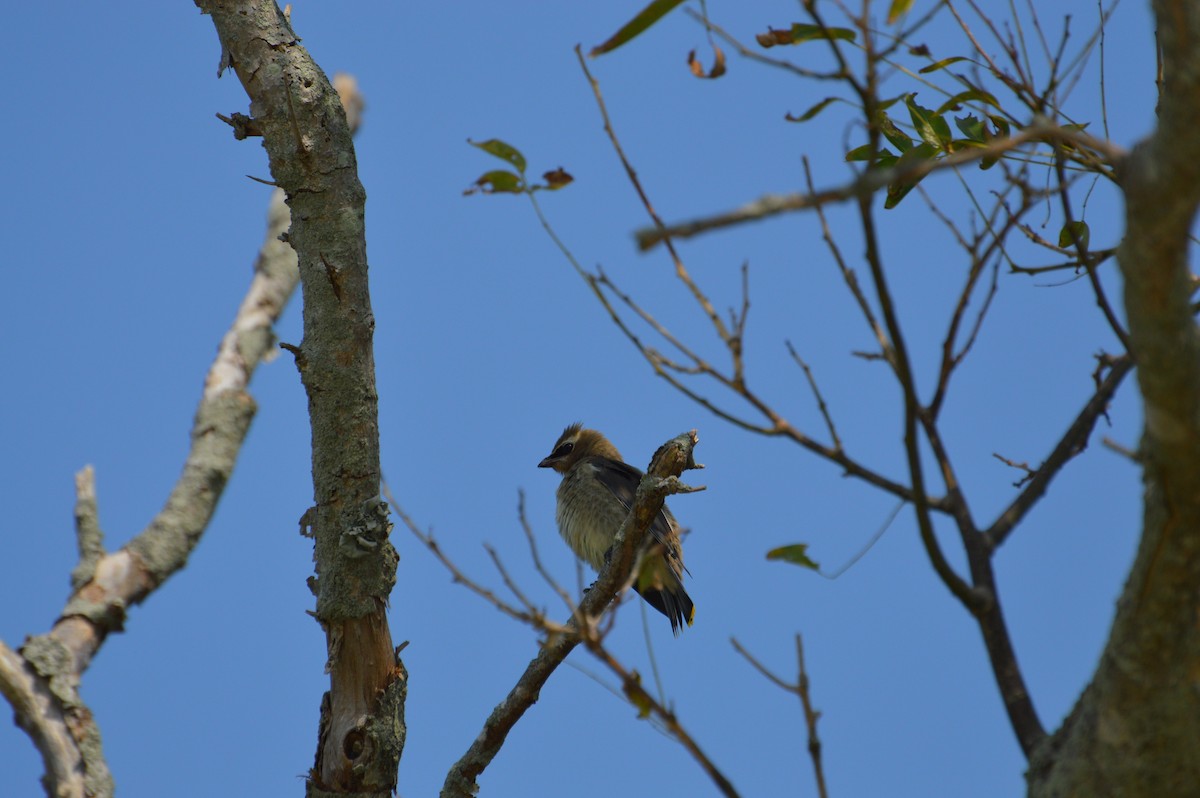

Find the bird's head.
xmin=538 ymin=423 xmax=623 ymax=473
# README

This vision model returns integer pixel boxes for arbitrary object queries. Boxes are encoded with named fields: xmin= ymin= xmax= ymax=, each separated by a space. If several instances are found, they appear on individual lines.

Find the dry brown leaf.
xmin=687 ymin=45 xmax=726 ymax=79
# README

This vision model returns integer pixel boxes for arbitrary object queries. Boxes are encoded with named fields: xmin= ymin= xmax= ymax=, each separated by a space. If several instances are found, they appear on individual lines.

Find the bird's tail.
xmin=635 ymin=556 xmax=695 ymax=635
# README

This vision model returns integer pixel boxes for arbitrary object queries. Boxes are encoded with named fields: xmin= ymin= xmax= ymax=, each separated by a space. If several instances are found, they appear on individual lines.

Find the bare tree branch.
xmin=0 ymin=642 xmax=92 ymax=798
xmin=441 ymin=431 xmax=704 ymax=798
xmin=516 ymin=490 xmax=579 ymax=614
xmin=785 ymin=342 xmax=842 ymax=452
xmin=731 ymin=635 xmax=828 ymax=798
xmin=70 ymin=466 xmax=104 ymax=591
xmin=583 ymin=637 xmax=739 ymax=798
xmin=543 ymin=3 xmax=1156 ymax=782
xmin=391 ymin=493 xmax=554 ymax=629
xmin=802 ymin=156 xmax=894 ymax=372
xmin=840 ymin=26 xmax=1050 ymax=756
xmin=0 ymin=158 xmax=302 ymax=798
xmin=555 ymin=57 xmax=950 ymax=516
xmin=985 ymin=354 xmax=1133 ymax=550
xmin=1052 ymin=146 xmax=1131 ymax=350
xmin=635 ymin=123 xmax=1123 ymax=251
xmin=575 ymin=46 xmax=731 ymax=344
xmin=855 ymin=161 xmax=983 ymax=615
xmin=925 ymin=182 xmax=1013 ymax=419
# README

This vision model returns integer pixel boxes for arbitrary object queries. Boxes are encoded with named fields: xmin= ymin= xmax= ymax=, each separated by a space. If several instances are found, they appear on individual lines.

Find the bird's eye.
xmin=553 ymin=442 xmax=574 ymax=458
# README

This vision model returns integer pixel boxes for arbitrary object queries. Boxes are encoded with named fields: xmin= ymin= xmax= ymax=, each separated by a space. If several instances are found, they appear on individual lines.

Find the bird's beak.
xmin=537 ymin=455 xmax=557 ymax=469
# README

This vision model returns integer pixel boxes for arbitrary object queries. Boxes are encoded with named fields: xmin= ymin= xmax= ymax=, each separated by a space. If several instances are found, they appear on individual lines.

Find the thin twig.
xmin=731 ymin=636 xmax=828 ymax=798
xmin=517 ymin=490 xmax=577 ymax=613
xmin=794 ymin=635 xmax=828 ymax=798
xmin=921 ymin=183 xmax=1011 ymax=419
xmin=639 ymin=600 xmax=668 ymax=706
xmin=563 ymin=658 xmax=672 ymax=736
xmin=1052 ymin=146 xmax=1131 ymax=350
xmin=484 ymin=544 xmax=540 ymax=616
xmin=388 ymin=489 xmax=546 ymax=629
xmin=857 ymin=185 xmax=981 ymax=613
xmin=70 ymin=466 xmax=105 ymax=591
xmin=585 ymin=639 xmax=740 ymax=798
xmin=818 ymin=500 xmax=905 ymax=580
xmin=1100 ymin=436 xmax=1140 ymax=462
xmin=575 ymin=46 xmax=731 ymax=344
xmin=802 ymin=157 xmax=893 ymax=369
xmin=985 ymin=354 xmax=1134 ymax=549
xmin=993 ymin=452 xmax=1037 ymax=487
xmin=785 ymin=342 xmax=842 ymax=452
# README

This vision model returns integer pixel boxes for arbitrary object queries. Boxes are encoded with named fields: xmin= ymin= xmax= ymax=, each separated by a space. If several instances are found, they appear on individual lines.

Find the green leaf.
xmin=1058 ymin=220 xmax=1091 ymax=250
xmin=879 ymin=114 xmax=914 ymax=153
xmin=918 ymin=56 xmax=968 ymax=74
xmin=896 ymin=139 xmax=939 ymax=165
xmin=885 ymin=140 xmax=939 ymax=208
xmin=789 ymin=23 xmax=858 ymax=44
xmin=955 ymin=114 xmax=986 ymax=142
xmin=624 ymin=673 xmax=653 ymax=718
xmin=846 ymin=143 xmax=875 ymax=161
xmin=468 ymin=138 xmax=527 ymax=174
xmin=887 ymin=0 xmax=913 ymax=24
xmin=786 ymin=96 xmax=840 ymax=123
xmin=988 ymin=114 xmax=1012 ymax=138
xmin=935 ymin=88 xmax=1000 ymax=115
xmin=465 ymin=170 xmax=524 ymax=195
xmin=590 ymin=0 xmax=686 ymax=56
xmin=906 ymin=94 xmax=953 ymax=149
xmin=877 ymin=94 xmax=904 ymax=111
xmin=1057 ymin=122 xmax=1091 ymax=152
xmin=974 ymin=115 xmax=1010 ymax=167
xmin=885 ymin=184 xmax=916 ymax=209
xmin=766 ymin=543 xmax=820 ymax=570
xmin=845 ymin=143 xmax=896 ymax=162
xmin=947 ymin=138 xmax=986 ymax=154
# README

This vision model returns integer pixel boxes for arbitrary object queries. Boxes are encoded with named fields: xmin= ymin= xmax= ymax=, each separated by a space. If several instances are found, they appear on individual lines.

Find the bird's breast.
xmin=555 ymin=464 xmax=628 ymax=571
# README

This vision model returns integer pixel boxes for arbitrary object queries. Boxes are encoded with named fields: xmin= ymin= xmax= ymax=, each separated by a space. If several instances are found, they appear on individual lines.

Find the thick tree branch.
xmin=0 ymin=642 xmax=91 ymax=798
xmin=919 ymin=408 xmax=1046 ymax=756
xmin=1029 ymin=1 xmax=1200 ymax=793
xmin=635 ymin=123 xmax=1123 ymax=251
xmin=441 ymin=431 xmax=703 ymax=798
xmin=0 ymin=163 xmax=301 ymax=797
xmin=193 ymin=2 xmax=403 ymax=793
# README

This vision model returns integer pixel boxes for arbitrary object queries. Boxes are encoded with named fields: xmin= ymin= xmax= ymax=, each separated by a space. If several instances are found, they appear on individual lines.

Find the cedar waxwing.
xmin=538 ymin=423 xmax=695 ymax=634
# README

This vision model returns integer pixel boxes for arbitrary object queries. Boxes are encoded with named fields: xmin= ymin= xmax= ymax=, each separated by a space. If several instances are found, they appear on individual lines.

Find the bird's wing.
xmin=587 ymin=456 xmax=679 ymax=554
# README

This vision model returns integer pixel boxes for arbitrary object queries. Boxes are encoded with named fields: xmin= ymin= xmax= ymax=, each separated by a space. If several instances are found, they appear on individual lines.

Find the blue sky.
xmin=1 ymin=2 xmax=1153 ymax=796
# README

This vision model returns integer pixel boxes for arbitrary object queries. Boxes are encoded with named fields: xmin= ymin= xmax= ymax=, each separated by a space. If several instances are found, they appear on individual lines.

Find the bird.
xmin=538 ymin=423 xmax=695 ymax=634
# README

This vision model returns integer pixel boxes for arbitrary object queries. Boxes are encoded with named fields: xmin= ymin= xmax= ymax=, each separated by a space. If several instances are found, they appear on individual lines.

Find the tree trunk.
xmin=1027 ymin=2 xmax=1200 ymax=794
